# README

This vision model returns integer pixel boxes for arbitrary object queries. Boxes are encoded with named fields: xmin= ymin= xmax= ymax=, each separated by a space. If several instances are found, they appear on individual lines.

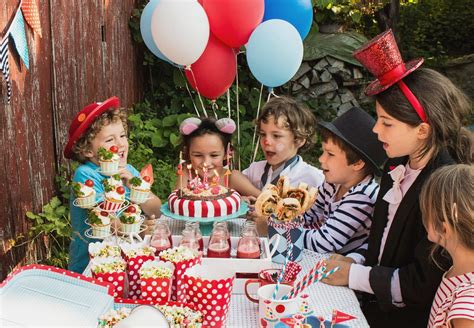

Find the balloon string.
xmin=180 ymin=68 xmax=201 ymax=117
xmin=186 ymin=65 xmax=208 ymax=117
xmin=235 ymin=52 xmax=241 ymax=171
xmin=211 ymin=101 xmax=218 ymax=118
xmin=251 ymin=83 xmax=264 ymax=163
xmin=227 ymin=89 xmax=231 ymax=118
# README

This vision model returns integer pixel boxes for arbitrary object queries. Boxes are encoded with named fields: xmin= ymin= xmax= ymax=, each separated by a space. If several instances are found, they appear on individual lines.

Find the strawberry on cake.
xmin=72 ymin=179 xmax=96 ymax=208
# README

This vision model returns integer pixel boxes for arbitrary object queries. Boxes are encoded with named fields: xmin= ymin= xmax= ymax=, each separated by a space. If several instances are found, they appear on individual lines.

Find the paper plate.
xmin=160 ymin=201 xmax=249 ymax=225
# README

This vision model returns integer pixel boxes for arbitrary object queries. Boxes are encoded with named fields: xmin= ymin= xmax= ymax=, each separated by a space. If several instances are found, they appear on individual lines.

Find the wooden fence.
xmin=0 ymin=0 xmax=144 ymax=280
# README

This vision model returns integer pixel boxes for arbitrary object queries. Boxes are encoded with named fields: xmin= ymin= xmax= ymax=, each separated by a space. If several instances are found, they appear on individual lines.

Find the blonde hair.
xmin=71 ymin=108 xmax=129 ymax=163
xmin=257 ymin=96 xmax=317 ymax=152
xmin=420 ymin=164 xmax=474 ymax=261
xmin=376 ymin=68 xmax=473 ymax=164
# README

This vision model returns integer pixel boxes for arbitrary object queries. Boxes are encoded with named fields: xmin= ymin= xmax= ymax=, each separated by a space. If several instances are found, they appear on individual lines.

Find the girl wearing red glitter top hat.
xmin=320 ymin=29 xmax=473 ymax=327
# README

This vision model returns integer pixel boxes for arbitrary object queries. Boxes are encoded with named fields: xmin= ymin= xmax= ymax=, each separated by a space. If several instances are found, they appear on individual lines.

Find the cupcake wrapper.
xmin=125 ymin=254 xmax=155 ymax=299
xmin=103 ymin=199 xmax=123 ymax=212
xmin=140 ymin=277 xmax=172 ymax=302
xmin=183 ymin=272 xmax=235 ymax=328
xmin=130 ymin=189 xmax=150 ymax=204
xmin=160 ymin=255 xmax=202 ymax=302
xmin=100 ymin=160 xmax=119 ymax=174
xmin=75 ymin=194 xmax=96 ymax=208
xmin=121 ymin=222 xmax=142 ymax=234
xmin=92 ymin=224 xmax=111 ymax=238
xmin=92 ymin=271 xmax=126 ymax=298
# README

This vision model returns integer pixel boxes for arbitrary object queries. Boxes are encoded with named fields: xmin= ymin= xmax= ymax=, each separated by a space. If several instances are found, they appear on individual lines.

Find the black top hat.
xmin=318 ymin=107 xmax=387 ymax=176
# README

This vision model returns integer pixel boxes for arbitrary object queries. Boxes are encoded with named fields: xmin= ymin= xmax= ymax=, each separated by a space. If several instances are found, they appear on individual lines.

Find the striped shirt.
xmin=428 ymin=271 xmax=474 ymax=328
xmin=303 ymin=175 xmax=379 ymax=255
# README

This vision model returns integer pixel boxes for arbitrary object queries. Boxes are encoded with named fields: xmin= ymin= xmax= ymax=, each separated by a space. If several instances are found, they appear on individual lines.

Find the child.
xmin=64 ymin=96 xmax=162 ymax=273
xmin=303 ymin=107 xmax=386 ymax=255
xmin=243 ymin=96 xmax=324 ymax=190
xmin=177 ymin=116 xmax=260 ymax=197
xmin=420 ymin=164 xmax=474 ymax=328
xmin=321 ymin=30 xmax=473 ymax=327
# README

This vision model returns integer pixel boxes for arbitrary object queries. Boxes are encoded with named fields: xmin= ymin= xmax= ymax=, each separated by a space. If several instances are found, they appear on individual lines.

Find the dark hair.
xmin=376 ymin=68 xmax=473 ymax=164
xmin=180 ymin=117 xmax=232 ymax=162
xmin=320 ymin=128 xmax=375 ymax=177
xmin=257 ymin=96 xmax=317 ymax=152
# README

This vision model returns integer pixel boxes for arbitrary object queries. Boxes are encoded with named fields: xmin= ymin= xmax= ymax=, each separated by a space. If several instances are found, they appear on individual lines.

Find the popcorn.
xmin=88 ymin=241 xmax=121 ymax=258
xmin=156 ymin=304 xmax=203 ymax=328
xmin=139 ymin=260 xmax=173 ymax=279
xmin=160 ymin=246 xmax=199 ymax=263
xmin=90 ymin=257 xmax=126 ymax=274
xmin=98 ymin=307 xmax=130 ymax=328
xmin=120 ymin=243 xmax=155 ymax=258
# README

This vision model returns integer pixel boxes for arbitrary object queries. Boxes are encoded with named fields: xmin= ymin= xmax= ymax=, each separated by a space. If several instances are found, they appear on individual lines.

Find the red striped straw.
xmin=282 ymin=259 xmax=326 ymax=300
xmin=282 ymin=261 xmax=302 ymax=282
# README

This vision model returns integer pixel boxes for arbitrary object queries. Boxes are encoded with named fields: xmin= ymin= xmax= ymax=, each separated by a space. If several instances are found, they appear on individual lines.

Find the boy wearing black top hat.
xmin=303 ymin=107 xmax=386 ymax=255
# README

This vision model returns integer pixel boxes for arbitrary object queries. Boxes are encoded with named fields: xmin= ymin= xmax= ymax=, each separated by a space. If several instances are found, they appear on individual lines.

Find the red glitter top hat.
xmin=354 ymin=29 xmax=427 ymax=122
xmin=64 ymin=96 xmax=120 ymax=159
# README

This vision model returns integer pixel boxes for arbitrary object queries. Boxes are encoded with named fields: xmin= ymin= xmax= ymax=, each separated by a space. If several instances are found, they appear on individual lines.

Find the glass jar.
xmin=207 ymin=225 xmax=231 ymax=258
xmin=237 ymin=220 xmax=261 ymax=259
xmin=213 ymin=221 xmax=231 ymax=248
xmin=150 ymin=220 xmax=172 ymax=255
xmin=179 ymin=226 xmax=200 ymax=252
xmin=186 ymin=221 xmax=203 ymax=252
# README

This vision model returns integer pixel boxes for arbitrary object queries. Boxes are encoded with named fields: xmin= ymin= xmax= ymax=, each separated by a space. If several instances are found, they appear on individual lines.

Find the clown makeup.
xmin=259 ymin=116 xmax=303 ymax=171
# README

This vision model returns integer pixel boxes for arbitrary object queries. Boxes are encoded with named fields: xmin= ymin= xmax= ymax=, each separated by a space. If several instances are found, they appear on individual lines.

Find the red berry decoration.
xmin=109 ymin=145 xmax=119 ymax=153
xmin=143 ymin=176 xmax=151 ymax=183
xmin=85 ymin=179 xmax=94 ymax=187
xmin=100 ymin=211 xmax=109 ymax=217
xmin=116 ymin=186 xmax=125 ymax=195
xmin=127 ymin=205 xmax=137 ymax=213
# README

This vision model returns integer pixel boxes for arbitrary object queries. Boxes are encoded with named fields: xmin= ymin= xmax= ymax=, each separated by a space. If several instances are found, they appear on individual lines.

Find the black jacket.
xmin=359 ymin=150 xmax=454 ymax=327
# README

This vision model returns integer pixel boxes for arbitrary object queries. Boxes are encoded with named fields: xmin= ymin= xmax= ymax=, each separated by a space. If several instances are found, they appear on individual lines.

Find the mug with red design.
xmin=244 ymin=269 xmax=296 ymax=302
xmin=254 ymin=284 xmax=300 ymax=327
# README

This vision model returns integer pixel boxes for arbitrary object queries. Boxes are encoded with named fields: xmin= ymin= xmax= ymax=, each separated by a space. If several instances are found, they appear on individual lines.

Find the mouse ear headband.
xmin=179 ymin=117 xmax=236 ymax=135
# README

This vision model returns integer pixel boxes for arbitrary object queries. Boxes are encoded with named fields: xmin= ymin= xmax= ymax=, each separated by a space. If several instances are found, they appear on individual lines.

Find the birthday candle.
xmin=187 ymin=164 xmax=193 ymax=181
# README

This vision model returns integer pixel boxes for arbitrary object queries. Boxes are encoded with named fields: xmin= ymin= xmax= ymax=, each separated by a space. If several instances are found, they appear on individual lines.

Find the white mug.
xmin=256 ymin=284 xmax=300 ymax=328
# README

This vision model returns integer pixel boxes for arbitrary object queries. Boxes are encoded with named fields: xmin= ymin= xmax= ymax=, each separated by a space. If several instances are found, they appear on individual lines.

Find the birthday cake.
xmin=168 ymin=184 xmax=241 ymax=218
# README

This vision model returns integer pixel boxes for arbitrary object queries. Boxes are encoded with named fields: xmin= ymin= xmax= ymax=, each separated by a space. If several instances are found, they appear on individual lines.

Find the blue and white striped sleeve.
xmin=303 ymin=192 xmax=375 ymax=254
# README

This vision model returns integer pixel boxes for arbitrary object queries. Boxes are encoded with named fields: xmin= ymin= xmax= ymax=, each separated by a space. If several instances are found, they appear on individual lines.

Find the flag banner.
xmin=0 ymin=37 xmax=12 ymax=103
xmin=21 ymin=0 xmax=43 ymax=37
xmin=331 ymin=310 xmax=356 ymax=324
xmin=10 ymin=10 xmax=30 ymax=70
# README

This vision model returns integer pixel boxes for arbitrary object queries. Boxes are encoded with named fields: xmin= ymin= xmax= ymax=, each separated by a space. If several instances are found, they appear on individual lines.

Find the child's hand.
xmin=242 ymin=196 xmax=257 ymax=213
xmin=119 ymin=168 xmax=134 ymax=189
xmin=321 ymin=259 xmax=351 ymax=286
xmin=328 ymin=254 xmax=355 ymax=263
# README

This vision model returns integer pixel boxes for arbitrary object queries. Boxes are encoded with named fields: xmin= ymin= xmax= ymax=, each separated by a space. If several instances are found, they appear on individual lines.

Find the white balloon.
xmin=151 ymin=0 xmax=210 ymax=66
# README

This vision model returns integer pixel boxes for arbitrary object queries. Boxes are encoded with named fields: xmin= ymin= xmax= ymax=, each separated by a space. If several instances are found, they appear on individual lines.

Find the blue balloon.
xmin=140 ymin=0 xmax=174 ymax=64
xmin=263 ymin=0 xmax=313 ymax=40
xmin=246 ymin=20 xmax=303 ymax=88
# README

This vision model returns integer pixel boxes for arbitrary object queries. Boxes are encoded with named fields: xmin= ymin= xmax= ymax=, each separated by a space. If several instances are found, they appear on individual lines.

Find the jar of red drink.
xmin=207 ymin=224 xmax=231 ymax=258
xmin=150 ymin=220 xmax=172 ymax=256
xmin=237 ymin=220 xmax=261 ymax=259
xmin=179 ymin=226 xmax=200 ymax=252
xmin=187 ymin=222 xmax=203 ymax=252
xmin=213 ymin=221 xmax=231 ymax=248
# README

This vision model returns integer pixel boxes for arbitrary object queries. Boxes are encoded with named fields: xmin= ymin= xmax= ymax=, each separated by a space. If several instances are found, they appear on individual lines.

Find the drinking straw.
xmin=282 ymin=261 xmax=302 ymax=282
xmin=272 ymin=242 xmax=293 ymax=300
xmin=285 ymin=266 xmax=340 ymax=300
xmin=282 ymin=259 xmax=326 ymax=300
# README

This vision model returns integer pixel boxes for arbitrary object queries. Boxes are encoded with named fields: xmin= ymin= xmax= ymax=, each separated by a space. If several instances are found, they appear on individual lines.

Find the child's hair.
xmin=376 ymin=68 xmax=473 ymax=164
xmin=71 ymin=108 xmax=129 ymax=163
xmin=180 ymin=117 xmax=232 ymax=162
xmin=320 ymin=128 xmax=375 ymax=177
xmin=420 ymin=164 xmax=474 ymax=258
xmin=257 ymin=96 xmax=317 ymax=152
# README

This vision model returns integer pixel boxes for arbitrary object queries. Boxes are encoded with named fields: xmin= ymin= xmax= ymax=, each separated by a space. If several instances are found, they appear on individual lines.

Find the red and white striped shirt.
xmin=428 ymin=270 xmax=474 ymax=328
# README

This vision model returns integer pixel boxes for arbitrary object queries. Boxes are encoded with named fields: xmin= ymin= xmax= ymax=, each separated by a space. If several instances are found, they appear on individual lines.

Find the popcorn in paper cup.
xmin=183 ymin=263 xmax=235 ymax=328
xmin=120 ymin=243 xmax=156 ymax=299
xmin=90 ymin=257 xmax=126 ymax=298
xmin=88 ymin=241 xmax=121 ymax=259
xmin=156 ymin=304 xmax=203 ymax=328
xmin=139 ymin=260 xmax=174 ymax=302
xmin=98 ymin=307 xmax=131 ymax=328
xmin=160 ymin=246 xmax=201 ymax=302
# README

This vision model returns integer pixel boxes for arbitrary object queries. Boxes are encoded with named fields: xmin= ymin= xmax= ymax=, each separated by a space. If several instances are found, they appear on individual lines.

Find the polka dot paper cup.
xmin=183 ymin=263 xmax=235 ymax=328
xmin=124 ymin=254 xmax=155 ymax=300
xmin=92 ymin=271 xmax=126 ymax=298
xmin=160 ymin=255 xmax=201 ymax=302
xmin=140 ymin=276 xmax=173 ymax=302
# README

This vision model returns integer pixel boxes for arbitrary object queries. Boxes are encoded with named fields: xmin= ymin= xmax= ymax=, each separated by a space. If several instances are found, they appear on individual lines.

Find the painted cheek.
xmin=275 ymin=143 xmax=285 ymax=152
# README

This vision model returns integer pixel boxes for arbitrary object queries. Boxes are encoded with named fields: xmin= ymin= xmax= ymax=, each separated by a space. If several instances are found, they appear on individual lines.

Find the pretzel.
xmin=276 ymin=176 xmax=290 ymax=198
xmin=255 ymin=190 xmax=280 ymax=217
xmin=276 ymin=198 xmax=302 ymax=222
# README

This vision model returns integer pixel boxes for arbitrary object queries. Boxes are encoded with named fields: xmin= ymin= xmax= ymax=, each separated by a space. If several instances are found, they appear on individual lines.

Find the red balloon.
xmin=203 ymin=0 xmax=264 ymax=48
xmin=185 ymin=34 xmax=237 ymax=100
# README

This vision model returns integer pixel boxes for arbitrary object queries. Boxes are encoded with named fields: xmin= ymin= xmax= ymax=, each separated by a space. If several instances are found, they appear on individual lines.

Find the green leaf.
xmin=163 ymin=115 xmax=177 ymax=127
xmin=170 ymin=133 xmax=180 ymax=147
xmin=151 ymin=134 xmax=167 ymax=147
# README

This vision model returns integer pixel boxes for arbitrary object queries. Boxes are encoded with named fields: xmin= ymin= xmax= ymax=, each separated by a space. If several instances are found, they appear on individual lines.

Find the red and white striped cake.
xmin=167 ymin=189 xmax=241 ymax=218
